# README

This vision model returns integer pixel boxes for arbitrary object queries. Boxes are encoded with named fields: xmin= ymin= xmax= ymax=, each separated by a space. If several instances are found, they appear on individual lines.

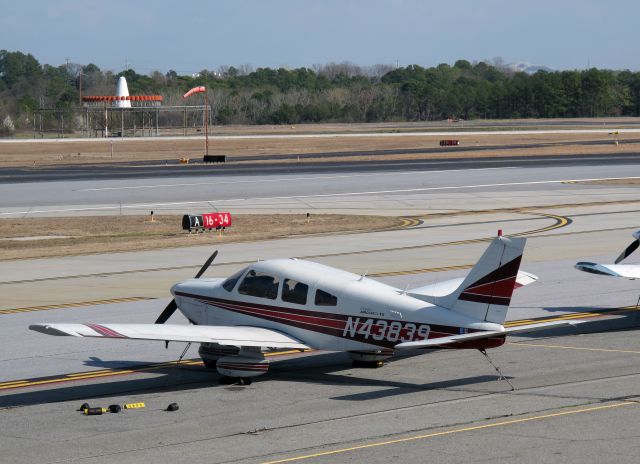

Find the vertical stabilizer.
xmin=438 ymin=236 xmax=526 ymax=324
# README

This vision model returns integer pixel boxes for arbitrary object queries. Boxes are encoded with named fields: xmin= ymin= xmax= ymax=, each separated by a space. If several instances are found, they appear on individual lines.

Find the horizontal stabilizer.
xmin=394 ymin=319 xmax=583 ymax=350
xmin=29 ymin=323 xmax=310 ymax=349
xmin=408 ymin=270 xmax=538 ymax=301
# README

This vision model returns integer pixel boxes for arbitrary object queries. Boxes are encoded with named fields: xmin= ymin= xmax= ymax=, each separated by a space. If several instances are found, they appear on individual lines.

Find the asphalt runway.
xmin=1 ymin=156 xmax=640 ymax=217
xmin=1 ymin=157 xmax=640 ymax=463
xmin=2 ymin=152 xmax=640 ymax=184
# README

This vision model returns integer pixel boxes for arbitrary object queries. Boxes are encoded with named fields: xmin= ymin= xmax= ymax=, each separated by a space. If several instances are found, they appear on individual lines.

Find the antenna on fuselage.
xmin=358 ymin=270 xmax=368 ymax=282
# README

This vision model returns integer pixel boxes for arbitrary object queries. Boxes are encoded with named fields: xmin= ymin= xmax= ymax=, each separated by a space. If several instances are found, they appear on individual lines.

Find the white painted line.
xmin=3 ymin=128 xmax=640 ymax=143
xmin=3 ymin=176 xmax=639 ymax=217
xmin=75 ymin=167 xmax=514 ymax=192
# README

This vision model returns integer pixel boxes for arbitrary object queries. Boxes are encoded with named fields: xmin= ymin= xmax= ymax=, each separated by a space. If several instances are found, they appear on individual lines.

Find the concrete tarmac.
xmin=1 ymin=158 xmax=640 ymax=463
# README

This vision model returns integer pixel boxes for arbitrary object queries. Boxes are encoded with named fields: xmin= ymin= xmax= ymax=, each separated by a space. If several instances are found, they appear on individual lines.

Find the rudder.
xmin=438 ymin=236 xmax=526 ymax=324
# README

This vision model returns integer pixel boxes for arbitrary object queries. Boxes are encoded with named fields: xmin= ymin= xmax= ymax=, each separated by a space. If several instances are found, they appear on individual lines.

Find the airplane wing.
xmin=408 ymin=270 xmax=538 ymax=300
xmin=29 ymin=323 xmax=310 ymax=349
xmin=394 ymin=320 xmax=583 ymax=350
xmin=574 ymin=262 xmax=640 ymax=279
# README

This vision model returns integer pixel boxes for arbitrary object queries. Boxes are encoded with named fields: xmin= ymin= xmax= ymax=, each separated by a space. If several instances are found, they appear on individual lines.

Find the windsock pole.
xmin=205 ymin=90 xmax=209 ymax=156
xmin=183 ymin=86 xmax=208 ymax=156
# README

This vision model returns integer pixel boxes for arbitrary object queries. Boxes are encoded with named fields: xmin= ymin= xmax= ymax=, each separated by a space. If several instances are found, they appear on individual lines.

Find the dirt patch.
xmin=580 ymin=178 xmax=640 ymax=186
xmin=232 ymin=142 xmax=640 ymax=165
xmin=0 ymin=214 xmax=404 ymax=260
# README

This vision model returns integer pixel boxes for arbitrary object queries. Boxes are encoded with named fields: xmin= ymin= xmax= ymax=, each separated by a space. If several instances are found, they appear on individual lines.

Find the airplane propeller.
xmin=614 ymin=238 xmax=640 ymax=264
xmin=155 ymin=250 xmax=218 ymax=324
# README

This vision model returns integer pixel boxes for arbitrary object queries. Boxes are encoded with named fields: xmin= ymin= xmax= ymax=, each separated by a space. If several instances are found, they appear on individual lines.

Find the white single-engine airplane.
xmin=31 ymin=234 xmax=580 ymax=384
xmin=575 ymin=230 xmax=640 ymax=279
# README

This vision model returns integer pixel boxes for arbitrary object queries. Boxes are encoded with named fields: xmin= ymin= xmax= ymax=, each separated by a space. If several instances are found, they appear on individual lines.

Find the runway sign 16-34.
xmin=182 ymin=212 xmax=232 ymax=232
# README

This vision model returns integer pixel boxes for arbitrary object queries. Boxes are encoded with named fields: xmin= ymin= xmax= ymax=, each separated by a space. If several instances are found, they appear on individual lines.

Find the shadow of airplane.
xmin=5 ymin=307 xmax=637 ymax=409
xmin=0 ymin=361 xmax=220 ymax=409
xmin=0 ymin=350 xmax=509 ymax=408
xmin=269 ymin=351 xmax=511 ymax=401
xmin=84 ymin=356 xmax=166 ymax=369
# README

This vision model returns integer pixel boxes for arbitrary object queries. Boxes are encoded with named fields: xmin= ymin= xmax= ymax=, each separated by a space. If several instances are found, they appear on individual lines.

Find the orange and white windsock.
xmin=183 ymin=86 xmax=206 ymax=99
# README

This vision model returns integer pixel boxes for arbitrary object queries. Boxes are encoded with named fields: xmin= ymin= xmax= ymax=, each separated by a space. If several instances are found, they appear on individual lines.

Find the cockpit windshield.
xmin=222 ymin=267 xmax=248 ymax=292
xmin=238 ymin=269 xmax=280 ymax=300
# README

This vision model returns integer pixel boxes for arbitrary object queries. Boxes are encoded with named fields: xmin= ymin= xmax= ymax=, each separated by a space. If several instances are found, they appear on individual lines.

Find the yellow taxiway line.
xmin=512 ymin=342 xmax=640 ymax=355
xmin=1 ymin=210 xmax=565 ymax=314
xmin=259 ymin=401 xmax=637 ymax=464
xmin=0 ymin=297 xmax=153 ymax=315
xmin=0 ymin=350 xmax=308 ymax=392
xmin=504 ymin=304 xmax=639 ymax=328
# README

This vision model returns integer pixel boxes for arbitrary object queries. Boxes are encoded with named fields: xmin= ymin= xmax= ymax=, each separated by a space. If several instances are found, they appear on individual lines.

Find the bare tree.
xmin=365 ymin=63 xmax=395 ymax=80
xmin=317 ymin=62 xmax=363 ymax=79
xmin=237 ymin=64 xmax=254 ymax=76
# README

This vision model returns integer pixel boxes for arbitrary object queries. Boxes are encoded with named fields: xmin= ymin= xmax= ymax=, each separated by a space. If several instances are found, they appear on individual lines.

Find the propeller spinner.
xmin=155 ymin=250 xmax=218 ymax=324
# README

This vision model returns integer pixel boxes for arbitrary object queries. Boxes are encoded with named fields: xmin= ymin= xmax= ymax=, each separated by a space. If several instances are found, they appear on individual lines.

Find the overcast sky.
xmin=1 ymin=0 xmax=638 ymax=73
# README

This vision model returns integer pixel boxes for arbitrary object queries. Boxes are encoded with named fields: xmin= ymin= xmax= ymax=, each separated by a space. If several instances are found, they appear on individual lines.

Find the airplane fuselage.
xmin=173 ymin=259 xmax=505 ymax=353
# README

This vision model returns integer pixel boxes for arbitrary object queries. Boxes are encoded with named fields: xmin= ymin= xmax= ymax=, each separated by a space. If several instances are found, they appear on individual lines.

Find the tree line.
xmin=1 ymin=49 xmax=640 ymax=133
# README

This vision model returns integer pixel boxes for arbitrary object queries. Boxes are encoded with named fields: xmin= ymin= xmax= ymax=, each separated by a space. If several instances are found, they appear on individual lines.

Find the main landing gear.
xmin=219 ymin=376 xmax=253 ymax=386
xmin=199 ymin=344 xmax=268 ymax=385
xmin=352 ymin=359 xmax=385 ymax=368
xmin=349 ymin=349 xmax=394 ymax=368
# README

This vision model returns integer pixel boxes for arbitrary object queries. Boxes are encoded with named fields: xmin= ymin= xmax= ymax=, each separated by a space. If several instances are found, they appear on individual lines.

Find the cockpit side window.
xmin=315 ymin=289 xmax=338 ymax=306
xmin=222 ymin=267 xmax=247 ymax=292
xmin=238 ymin=270 xmax=280 ymax=300
xmin=282 ymin=278 xmax=308 ymax=305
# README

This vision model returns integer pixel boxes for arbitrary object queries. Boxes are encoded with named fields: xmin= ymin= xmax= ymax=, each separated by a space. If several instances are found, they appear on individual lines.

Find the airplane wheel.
xmin=219 ymin=376 xmax=252 ymax=385
xmin=219 ymin=375 xmax=238 ymax=385
xmin=352 ymin=360 xmax=384 ymax=368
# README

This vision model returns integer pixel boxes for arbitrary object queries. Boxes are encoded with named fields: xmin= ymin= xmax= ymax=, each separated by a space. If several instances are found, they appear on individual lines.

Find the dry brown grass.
xmin=581 ymin=178 xmax=640 ymax=185
xmin=0 ymin=214 xmax=403 ymax=260
xmin=0 ymin=131 xmax=636 ymax=168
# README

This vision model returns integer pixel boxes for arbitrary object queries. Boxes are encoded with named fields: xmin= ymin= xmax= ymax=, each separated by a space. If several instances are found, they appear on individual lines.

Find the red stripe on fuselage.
xmin=176 ymin=292 xmax=488 ymax=349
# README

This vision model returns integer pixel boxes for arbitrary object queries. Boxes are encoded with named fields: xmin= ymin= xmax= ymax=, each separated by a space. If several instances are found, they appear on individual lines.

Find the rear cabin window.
xmin=222 ymin=267 xmax=247 ymax=292
xmin=238 ymin=270 xmax=280 ymax=300
xmin=315 ymin=289 xmax=338 ymax=306
xmin=282 ymin=279 xmax=308 ymax=305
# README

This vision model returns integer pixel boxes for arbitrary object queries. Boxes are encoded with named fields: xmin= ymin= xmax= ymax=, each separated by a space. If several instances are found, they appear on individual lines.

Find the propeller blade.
xmin=155 ymin=299 xmax=178 ymax=324
xmin=615 ymin=240 xmax=640 ymax=264
xmin=194 ymin=250 xmax=218 ymax=279
xmin=155 ymin=251 xmax=218 ymax=324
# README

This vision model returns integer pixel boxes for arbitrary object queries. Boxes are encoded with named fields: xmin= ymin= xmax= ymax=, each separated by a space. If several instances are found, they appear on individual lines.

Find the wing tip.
xmin=29 ymin=324 xmax=72 ymax=336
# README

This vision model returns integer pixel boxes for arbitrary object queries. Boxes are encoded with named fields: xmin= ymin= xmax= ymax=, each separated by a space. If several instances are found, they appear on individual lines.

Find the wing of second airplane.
xmin=29 ymin=323 xmax=311 ymax=350
xmin=575 ymin=262 xmax=640 ymax=279
xmin=394 ymin=319 xmax=583 ymax=349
